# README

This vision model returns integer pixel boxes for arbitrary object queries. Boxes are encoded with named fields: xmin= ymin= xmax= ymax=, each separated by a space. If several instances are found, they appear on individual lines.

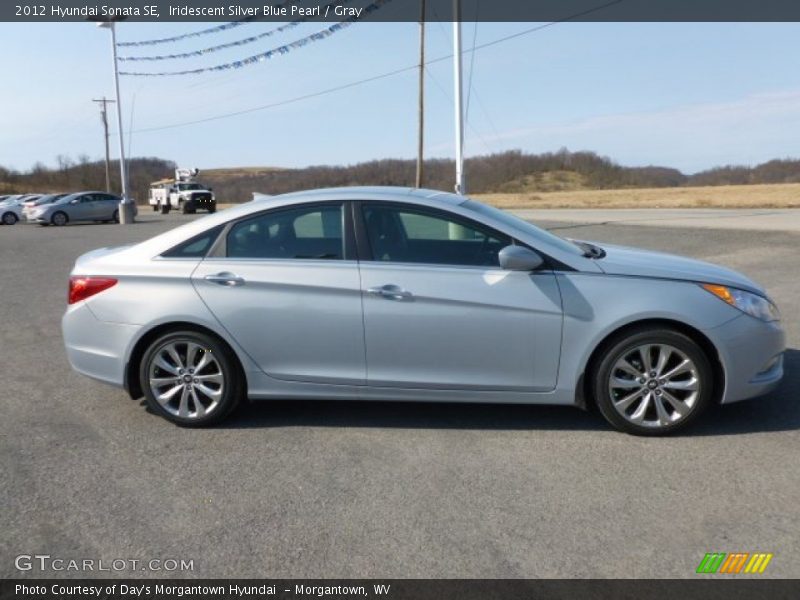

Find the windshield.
xmin=34 ymin=194 xmax=58 ymax=205
xmin=56 ymin=194 xmax=79 ymax=204
xmin=177 ymin=183 xmax=203 ymax=191
xmin=461 ymin=199 xmax=585 ymax=256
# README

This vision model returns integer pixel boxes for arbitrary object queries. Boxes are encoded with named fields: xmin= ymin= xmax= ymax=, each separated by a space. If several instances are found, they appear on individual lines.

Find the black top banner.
xmin=4 ymin=0 xmax=800 ymax=23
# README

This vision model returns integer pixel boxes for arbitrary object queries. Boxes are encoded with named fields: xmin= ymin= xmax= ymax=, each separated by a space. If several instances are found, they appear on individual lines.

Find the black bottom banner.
xmin=3 ymin=579 xmax=800 ymax=600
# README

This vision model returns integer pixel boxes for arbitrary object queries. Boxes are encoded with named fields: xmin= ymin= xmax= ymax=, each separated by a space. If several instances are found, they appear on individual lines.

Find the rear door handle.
xmin=205 ymin=272 xmax=245 ymax=287
xmin=367 ymin=284 xmax=413 ymax=300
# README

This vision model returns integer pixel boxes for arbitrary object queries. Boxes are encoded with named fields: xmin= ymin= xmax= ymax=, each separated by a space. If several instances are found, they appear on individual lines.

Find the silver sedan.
xmin=62 ymin=187 xmax=785 ymax=434
xmin=27 ymin=191 xmax=133 ymax=225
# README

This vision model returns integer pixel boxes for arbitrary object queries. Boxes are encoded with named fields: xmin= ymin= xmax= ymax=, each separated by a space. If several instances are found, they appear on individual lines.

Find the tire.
xmin=112 ymin=209 xmax=119 ymax=223
xmin=51 ymin=211 xmax=68 ymax=226
xmin=207 ymin=205 xmax=216 ymax=214
xmin=2 ymin=211 xmax=18 ymax=225
xmin=139 ymin=330 xmax=244 ymax=427
xmin=161 ymin=204 xmax=170 ymax=215
xmin=592 ymin=327 xmax=713 ymax=436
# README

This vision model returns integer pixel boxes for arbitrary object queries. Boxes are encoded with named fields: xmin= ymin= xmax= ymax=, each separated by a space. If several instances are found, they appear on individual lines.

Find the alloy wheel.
xmin=607 ymin=343 xmax=700 ymax=429
xmin=147 ymin=340 xmax=224 ymax=419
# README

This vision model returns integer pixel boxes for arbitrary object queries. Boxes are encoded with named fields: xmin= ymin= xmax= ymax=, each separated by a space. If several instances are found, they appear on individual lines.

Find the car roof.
xmin=265 ymin=186 xmax=465 ymax=206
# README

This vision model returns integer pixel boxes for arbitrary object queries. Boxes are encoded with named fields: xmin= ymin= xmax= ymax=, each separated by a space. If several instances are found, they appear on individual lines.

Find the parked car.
xmin=0 ymin=196 xmax=24 ymax=225
xmin=21 ymin=193 xmax=67 ymax=220
xmin=26 ymin=191 xmax=134 ymax=226
xmin=62 ymin=187 xmax=784 ymax=434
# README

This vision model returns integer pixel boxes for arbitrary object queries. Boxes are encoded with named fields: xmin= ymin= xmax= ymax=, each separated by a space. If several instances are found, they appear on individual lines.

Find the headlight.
xmin=702 ymin=284 xmax=780 ymax=322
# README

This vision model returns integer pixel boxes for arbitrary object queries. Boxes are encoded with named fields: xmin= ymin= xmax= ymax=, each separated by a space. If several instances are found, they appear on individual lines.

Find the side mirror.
xmin=498 ymin=245 xmax=544 ymax=271
xmin=70 ymin=199 xmax=80 ymax=205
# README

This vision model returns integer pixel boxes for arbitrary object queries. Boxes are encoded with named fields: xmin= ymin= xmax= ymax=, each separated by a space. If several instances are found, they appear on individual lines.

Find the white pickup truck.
xmin=148 ymin=169 xmax=216 ymax=215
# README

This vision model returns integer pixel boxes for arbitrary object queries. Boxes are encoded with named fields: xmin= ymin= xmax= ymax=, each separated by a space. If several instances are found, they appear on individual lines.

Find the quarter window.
xmin=162 ymin=225 xmax=224 ymax=258
xmin=227 ymin=204 xmax=344 ymax=260
xmin=361 ymin=204 xmax=511 ymax=267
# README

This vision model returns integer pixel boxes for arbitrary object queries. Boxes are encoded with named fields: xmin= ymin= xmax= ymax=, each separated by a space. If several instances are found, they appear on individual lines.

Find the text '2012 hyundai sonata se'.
xmin=62 ymin=187 xmax=785 ymax=435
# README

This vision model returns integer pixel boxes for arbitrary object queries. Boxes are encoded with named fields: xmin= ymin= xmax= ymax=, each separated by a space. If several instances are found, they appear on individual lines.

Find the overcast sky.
xmin=1 ymin=21 xmax=798 ymax=173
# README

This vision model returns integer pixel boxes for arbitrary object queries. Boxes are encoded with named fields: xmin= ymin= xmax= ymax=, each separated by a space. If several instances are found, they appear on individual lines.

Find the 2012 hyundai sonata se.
xmin=62 ymin=187 xmax=785 ymax=434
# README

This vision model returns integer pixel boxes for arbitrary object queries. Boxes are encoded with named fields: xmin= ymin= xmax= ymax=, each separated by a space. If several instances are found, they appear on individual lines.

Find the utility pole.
xmin=415 ymin=0 xmax=425 ymax=189
xmin=96 ymin=18 xmax=135 ymax=224
xmin=92 ymin=97 xmax=115 ymax=193
xmin=452 ymin=0 xmax=465 ymax=194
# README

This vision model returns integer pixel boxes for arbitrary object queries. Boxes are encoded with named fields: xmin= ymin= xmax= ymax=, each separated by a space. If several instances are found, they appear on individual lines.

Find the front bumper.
xmin=62 ymin=301 xmax=139 ymax=388
xmin=709 ymin=314 xmax=786 ymax=403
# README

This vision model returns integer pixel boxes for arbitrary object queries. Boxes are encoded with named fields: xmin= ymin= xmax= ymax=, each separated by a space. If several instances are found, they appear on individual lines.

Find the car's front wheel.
xmin=51 ymin=211 xmax=68 ymax=226
xmin=2 ymin=211 xmax=18 ymax=225
xmin=593 ymin=327 xmax=713 ymax=435
xmin=139 ymin=330 xmax=244 ymax=426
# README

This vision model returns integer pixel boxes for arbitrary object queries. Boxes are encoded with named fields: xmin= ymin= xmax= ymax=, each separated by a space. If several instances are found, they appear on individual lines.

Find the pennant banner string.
xmin=119 ymin=0 xmax=392 ymax=76
xmin=118 ymin=0 xmax=354 ymax=61
xmin=116 ymin=0 xmax=298 ymax=46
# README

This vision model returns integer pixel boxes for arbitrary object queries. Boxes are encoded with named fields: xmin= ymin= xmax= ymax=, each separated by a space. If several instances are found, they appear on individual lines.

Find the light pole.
xmin=415 ymin=0 xmax=425 ymax=189
xmin=97 ymin=19 xmax=135 ymax=224
xmin=452 ymin=0 xmax=465 ymax=195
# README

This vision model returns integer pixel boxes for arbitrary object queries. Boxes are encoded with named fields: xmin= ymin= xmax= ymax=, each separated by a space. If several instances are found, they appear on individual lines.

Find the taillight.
xmin=68 ymin=276 xmax=118 ymax=305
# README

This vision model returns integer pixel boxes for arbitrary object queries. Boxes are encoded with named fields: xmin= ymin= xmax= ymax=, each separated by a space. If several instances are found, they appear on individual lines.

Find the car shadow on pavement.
xmin=219 ymin=349 xmax=799 ymax=435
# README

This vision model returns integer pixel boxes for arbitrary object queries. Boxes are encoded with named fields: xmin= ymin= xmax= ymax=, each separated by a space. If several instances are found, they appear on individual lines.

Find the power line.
xmin=128 ymin=0 xmax=623 ymax=134
xmin=425 ymin=66 xmax=493 ymax=155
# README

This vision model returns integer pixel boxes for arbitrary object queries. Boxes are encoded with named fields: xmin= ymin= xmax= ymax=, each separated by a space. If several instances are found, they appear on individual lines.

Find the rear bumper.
xmin=62 ymin=302 xmax=138 ymax=388
xmin=709 ymin=314 xmax=786 ymax=403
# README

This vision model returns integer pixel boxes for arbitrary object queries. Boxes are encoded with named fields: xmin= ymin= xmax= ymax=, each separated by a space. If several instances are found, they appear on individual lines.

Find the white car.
xmin=0 ymin=197 xmax=24 ymax=225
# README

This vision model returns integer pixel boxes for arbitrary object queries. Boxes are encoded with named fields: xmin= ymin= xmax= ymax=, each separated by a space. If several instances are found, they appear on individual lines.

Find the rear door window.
xmin=226 ymin=204 xmax=344 ymax=260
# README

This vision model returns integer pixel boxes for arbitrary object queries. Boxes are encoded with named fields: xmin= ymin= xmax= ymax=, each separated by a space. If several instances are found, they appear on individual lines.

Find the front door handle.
xmin=367 ymin=284 xmax=413 ymax=300
xmin=205 ymin=272 xmax=245 ymax=287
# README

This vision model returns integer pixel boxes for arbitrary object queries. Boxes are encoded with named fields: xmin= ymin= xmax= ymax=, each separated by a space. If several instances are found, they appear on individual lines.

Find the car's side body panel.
xmin=191 ymin=258 xmax=367 ymax=385
xmin=359 ymin=262 xmax=563 ymax=391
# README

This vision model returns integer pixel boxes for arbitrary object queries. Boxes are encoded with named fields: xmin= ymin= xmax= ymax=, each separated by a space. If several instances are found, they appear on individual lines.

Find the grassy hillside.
xmin=476 ymin=182 xmax=800 ymax=209
xmin=4 ymin=150 xmax=800 ymax=208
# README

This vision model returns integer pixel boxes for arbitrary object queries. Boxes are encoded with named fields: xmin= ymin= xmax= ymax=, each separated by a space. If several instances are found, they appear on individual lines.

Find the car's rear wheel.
xmin=51 ymin=211 xmax=68 ymax=226
xmin=2 ymin=211 xmax=17 ymax=225
xmin=139 ymin=330 xmax=243 ymax=427
xmin=592 ymin=328 xmax=713 ymax=436
xmin=112 ymin=209 xmax=119 ymax=223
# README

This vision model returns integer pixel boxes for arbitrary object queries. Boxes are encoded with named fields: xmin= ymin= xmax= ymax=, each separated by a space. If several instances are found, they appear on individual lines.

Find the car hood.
xmin=588 ymin=242 xmax=766 ymax=296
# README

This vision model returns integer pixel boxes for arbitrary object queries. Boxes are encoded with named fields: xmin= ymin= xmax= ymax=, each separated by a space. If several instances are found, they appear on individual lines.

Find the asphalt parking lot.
xmin=1 ymin=211 xmax=798 ymax=579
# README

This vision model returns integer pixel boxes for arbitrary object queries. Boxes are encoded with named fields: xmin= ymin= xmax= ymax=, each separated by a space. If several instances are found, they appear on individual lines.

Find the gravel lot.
xmin=1 ymin=211 xmax=797 ymax=578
